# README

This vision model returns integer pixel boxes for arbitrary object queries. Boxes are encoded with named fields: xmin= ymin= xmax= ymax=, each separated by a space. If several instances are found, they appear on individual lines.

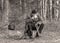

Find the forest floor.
xmin=0 ymin=21 xmax=60 ymax=43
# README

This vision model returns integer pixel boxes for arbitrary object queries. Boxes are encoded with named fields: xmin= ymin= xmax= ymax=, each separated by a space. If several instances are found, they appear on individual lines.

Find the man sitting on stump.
xmin=24 ymin=9 xmax=44 ymax=39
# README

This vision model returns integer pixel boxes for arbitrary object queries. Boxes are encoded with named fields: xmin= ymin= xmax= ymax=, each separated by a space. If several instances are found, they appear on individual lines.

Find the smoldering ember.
xmin=0 ymin=0 xmax=60 ymax=43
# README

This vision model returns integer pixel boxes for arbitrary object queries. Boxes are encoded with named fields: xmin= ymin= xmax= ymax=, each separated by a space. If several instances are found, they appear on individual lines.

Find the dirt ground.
xmin=0 ymin=21 xmax=60 ymax=43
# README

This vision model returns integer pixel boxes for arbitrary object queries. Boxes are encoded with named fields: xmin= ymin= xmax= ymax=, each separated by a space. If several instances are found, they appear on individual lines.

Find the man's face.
xmin=31 ymin=14 xmax=37 ymax=19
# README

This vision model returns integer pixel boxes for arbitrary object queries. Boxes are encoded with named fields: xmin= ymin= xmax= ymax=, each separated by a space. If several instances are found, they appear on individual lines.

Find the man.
xmin=24 ymin=9 xmax=44 ymax=38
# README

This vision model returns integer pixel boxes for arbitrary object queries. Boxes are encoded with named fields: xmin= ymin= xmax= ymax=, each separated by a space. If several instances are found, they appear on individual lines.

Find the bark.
xmin=54 ymin=0 xmax=59 ymax=21
xmin=20 ymin=0 xmax=22 ymax=15
xmin=46 ymin=0 xmax=50 ymax=20
xmin=56 ymin=0 xmax=59 ymax=21
xmin=1 ymin=0 xmax=4 ymax=10
xmin=50 ymin=0 xmax=52 ymax=21
xmin=21 ymin=0 xmax=24 ymax=15
xmin=2 ymin=0 xmax=10 ymax=27
xmin=44 ymin=0 xmax=47 ymax=21
xmin=42 ymin=0 xmax=44 ymax=20
xmin=52 ymin=0 xmax=54 ymax=19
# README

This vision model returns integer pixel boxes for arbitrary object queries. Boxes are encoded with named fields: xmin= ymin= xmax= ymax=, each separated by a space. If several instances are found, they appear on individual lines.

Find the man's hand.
xmin=25 ymin=18 xmax=33 ymax=23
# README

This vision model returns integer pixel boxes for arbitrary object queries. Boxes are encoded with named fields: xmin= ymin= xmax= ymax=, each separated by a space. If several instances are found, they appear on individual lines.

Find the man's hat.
xmin=32 ymin=10 xmax=37 ymax=14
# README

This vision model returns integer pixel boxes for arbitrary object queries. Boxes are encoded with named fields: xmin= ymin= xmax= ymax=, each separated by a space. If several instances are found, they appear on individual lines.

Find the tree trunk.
xmin=56 ymin=0 xmax=59 ymax=21
xmin=50 ymin=0 xmax=52 ymax=21
xmin=44 ymin=0 xmax=47 ymax=21
xmin=22 ymin=0 xmax=24 ymax=15
xmin=20 ymin=0 xmax=22 ymax=15
xmin=2 ymin=0 xmax=10 ymax=28
xmin=1 ymin=0 xmax=4 ymax=10
xmin=52 ymin=0 xmax=54 ymax=20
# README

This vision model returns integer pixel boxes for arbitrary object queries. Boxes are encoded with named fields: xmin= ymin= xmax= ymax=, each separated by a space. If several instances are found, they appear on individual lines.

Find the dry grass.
xmin=0 ymin=21 xmax=60 ymax=43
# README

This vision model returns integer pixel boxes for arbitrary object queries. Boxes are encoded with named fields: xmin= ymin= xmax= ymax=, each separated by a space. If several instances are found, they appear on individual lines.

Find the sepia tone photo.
xmin=0 ymin=0 xmax=60 ymax=43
